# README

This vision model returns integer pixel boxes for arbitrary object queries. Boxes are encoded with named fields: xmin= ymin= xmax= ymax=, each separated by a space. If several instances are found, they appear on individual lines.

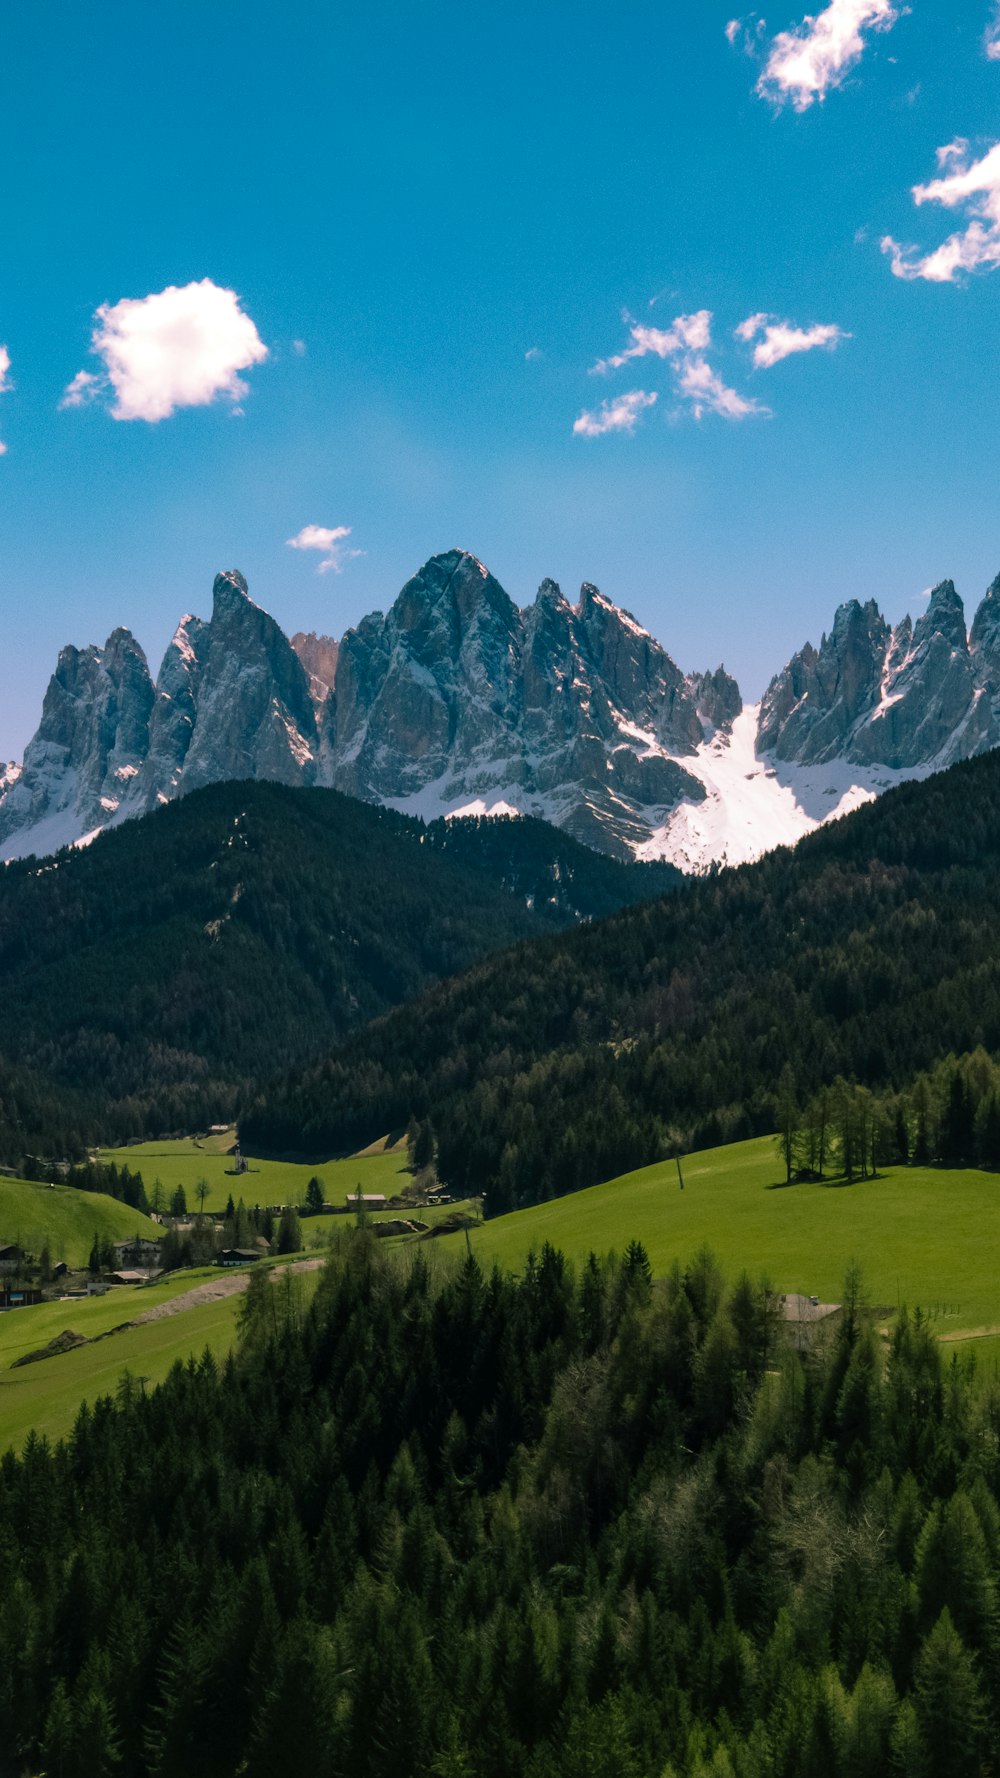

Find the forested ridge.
xmin=0 ymin=783 xmax=677 ymax=1158
xmin=0 ymin=1236 xmax=995 ymax=1778
xmin=244 ymin=748 xmax=1000 ymax=1207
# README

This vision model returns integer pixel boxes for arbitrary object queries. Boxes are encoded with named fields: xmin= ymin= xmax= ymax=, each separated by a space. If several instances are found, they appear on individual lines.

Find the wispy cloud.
xmin=882 ymin=138 xmax=1000 ymax=281
xmin=573 ymin=390 xmax=658 ymax=437
xmin=61 ymin=279 xmax=268 ymax=421
xmin=591 ymin=311 xmax=710 ymax=375
xmin=735 ymin=312 xmax=851 ymax=366
xmin=756 ymin=0 xmax=904 ymax=111
xmin=524 ymin=346 xmax=542 ymax=361
xmin=286 ymin=524 xmax=364 ymax=574
xmin=0 ymin=345 xmax=11 ymax=454
xmin=986 ymin=3 xmax=1000 ymax=58
xmin=588 ymin=310 xmax=767 ymax=424
xmin=676 ymin=357 xmax=770 ymax=420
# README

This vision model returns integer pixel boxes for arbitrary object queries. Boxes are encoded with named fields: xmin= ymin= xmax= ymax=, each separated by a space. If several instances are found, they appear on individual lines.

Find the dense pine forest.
xmin=0 ymin=784 xmax=678 ymax=1159
xmin=244 ymin=748 xmax=1000 ymax=1208
xmin=0 ymin=1236 xmax=994 ymax=1778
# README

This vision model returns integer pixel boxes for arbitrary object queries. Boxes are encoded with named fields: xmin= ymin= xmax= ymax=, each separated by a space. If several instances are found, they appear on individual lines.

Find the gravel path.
xmin=131 ymin=1258 xmax=326 ymax=1327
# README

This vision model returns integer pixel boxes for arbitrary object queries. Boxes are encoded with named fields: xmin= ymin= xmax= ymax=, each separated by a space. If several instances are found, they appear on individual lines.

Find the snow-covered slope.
xmin=3 ymin=550 xmax=1000 ymax=871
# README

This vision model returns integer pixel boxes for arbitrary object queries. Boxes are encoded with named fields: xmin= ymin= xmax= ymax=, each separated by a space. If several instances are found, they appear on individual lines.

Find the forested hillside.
xmin=0 ymin=783 xmax=678 ymax=1159
xmin=244 ymin=748 xmax=1000 ymax=1207
xmin=0 ymin=1237 xmax=994 ymax=1778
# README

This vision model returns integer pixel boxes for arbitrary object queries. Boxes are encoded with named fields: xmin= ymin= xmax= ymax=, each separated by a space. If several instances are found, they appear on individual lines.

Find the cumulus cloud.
xmin=573 ymin=390 xmax=658 ymax=437
xmin=591 ymin=311 xmax=711 ymax=375
xmin=62 ymin=279 xmax=268 ymax=421
xmin=882 ymin=138 xmax=1000 ymax=281
xmin=986 ymin=4 xmax=1000 ymax=58
xmin=286 ymin=524 xmax=364 ymax=574
xmin=735 ymin=312 xmax=850 ymax=366
xmin=757 ymin=0 xmax=904 ymax=110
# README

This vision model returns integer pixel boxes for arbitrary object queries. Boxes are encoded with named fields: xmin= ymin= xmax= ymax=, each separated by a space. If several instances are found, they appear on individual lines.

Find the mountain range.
xmin=5 ymin=548 xmax=1000 ymax=867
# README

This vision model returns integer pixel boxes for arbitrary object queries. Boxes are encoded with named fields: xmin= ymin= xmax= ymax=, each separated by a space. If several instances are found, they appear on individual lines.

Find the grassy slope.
xmin=0 ymin=1265 xmax=323 ymax=1454
xmin=444 ymin=1136 xmax=1000 ymax=1345
xmin=0 ymin=1176 xmax=162 ymax=1266
xmin=98 ymin=1135 xmax=417 ymax=1214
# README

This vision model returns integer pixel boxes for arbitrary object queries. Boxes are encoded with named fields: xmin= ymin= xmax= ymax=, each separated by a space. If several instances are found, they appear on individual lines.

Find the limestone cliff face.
xmin=0 ymin=627 xmax=154 ymax=853
xmin=320 ymin=550 xmax=712 ymax=857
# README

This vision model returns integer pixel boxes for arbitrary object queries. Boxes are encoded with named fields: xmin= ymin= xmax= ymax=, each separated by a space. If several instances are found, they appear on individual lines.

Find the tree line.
xmin=0 ymin=1236 xmax=996 ymax=1775
xmin=776 ymin=1047 xmax=1000 ymax=1183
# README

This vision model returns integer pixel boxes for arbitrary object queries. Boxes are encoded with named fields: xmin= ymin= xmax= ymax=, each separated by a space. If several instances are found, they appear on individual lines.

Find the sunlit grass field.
xmin=97 ymin=1131 xmax=412 ymax=1215
xmin=0 ymin=1174 xmax=162 ymax=1266
xmin=442 ymin=1135 xmax=1000 ymax=1349
xmin=0 ymin=1263 xmax=324 ymax=1454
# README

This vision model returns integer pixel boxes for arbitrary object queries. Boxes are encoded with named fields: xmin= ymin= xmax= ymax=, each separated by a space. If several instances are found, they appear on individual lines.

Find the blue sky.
xmin=2 ymin=0 xmax=1000 ymax=756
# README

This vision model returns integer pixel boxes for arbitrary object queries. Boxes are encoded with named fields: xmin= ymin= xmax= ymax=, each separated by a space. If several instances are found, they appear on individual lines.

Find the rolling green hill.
xmin=0 ymin=1175 xmax=161 ymax=1267
xmin=440 ymin=1133 xmax=1000 ymax=1348
xmin=244 ymin=746 xmax=1000 ymax=1209
xmin=0 ymin=780 xmax=678 ymax=1157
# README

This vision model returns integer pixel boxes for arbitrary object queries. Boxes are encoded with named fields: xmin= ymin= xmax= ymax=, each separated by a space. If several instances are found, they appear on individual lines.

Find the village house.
xmin=778 ymin=1293 xmax=842 ymax=1352
xmin=112 ymin=1237 xmax=162 ymax=1269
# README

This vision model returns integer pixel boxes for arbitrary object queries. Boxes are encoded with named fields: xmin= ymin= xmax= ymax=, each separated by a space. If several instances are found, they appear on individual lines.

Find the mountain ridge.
xmin=5 ymin=549 xmax=1000 ymax=868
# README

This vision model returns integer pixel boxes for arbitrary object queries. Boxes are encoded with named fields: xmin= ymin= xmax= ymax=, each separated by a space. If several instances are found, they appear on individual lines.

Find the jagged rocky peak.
xmin=135 ymin=613 xmax=211 ymax=806
xmin=0 ymin=626 xmax=155 ymax=854
xmin=327 ymin=550 xmax=524 ymax=801
xmin=969 ymin=570 xmax=1000 ymax=678
xmin=178 ymin=569 xmax=319 ymax=795
xmin=759 ymin=577 xmax=1000 ymax=771
xmin=291 ymin=633 xmax=339 ymax=711
xmin=688 ymin=666 xmax=742 ymax=732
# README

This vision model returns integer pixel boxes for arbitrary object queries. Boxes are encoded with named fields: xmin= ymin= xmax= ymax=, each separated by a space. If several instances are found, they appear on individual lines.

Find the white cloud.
xmin=986 ymin=4 xmax=1000 ymax=58
xmin=735 ymin=312 xmax=850 ymax=366
xmin=59 ymin=369 xmax=100 ymax=410
xmin=573 ymin=390 xmax=658 ymax=437
xmin=591 ymin=310 xmax=711 ymax=374
xmin=292 ymin=338 xmax=307 ymax=356
xmin=590 ymin=308 xmax=767 ymax=424
xmin=882 ymin=138 xmax=1000 ymax=281
xmin=0 ymin=345 xmax=10 ymax=455
xmin=524 ymin=345 xmax=542 ymax=360
xmin=286 ymin=524 xmax=364 ymax=574
xmin=676 ymin=357 xmax=770 ymax=420
xmin=757 ymin=0 xmax=904 ymax=111
xmin=63 ymin=279 xmax=268 ymax=422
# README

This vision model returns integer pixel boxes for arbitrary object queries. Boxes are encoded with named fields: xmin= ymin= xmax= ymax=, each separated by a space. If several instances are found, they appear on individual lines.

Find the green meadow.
xmin=97 ymin=1132 xmax=412 ymax=1215
xmin=16 ymin=1130 xmax=1000 ymax=1456
xmin=442 ymin=1135 xmax=1000 ymax=1348
xmin=0 ymin=1264 xmax=324 ymax=1454
xmin=0 ymin=1174 xmax=162 ymax=1267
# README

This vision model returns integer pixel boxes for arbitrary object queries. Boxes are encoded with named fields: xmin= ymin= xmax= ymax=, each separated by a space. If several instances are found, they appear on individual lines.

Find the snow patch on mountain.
xmin=634 ymin=706 xmax=927 ymax=872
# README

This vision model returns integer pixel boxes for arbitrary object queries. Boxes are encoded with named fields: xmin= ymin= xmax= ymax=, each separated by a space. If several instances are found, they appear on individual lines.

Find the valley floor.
xmin=6 ymin=1132 xmax=1000 ymax=1453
